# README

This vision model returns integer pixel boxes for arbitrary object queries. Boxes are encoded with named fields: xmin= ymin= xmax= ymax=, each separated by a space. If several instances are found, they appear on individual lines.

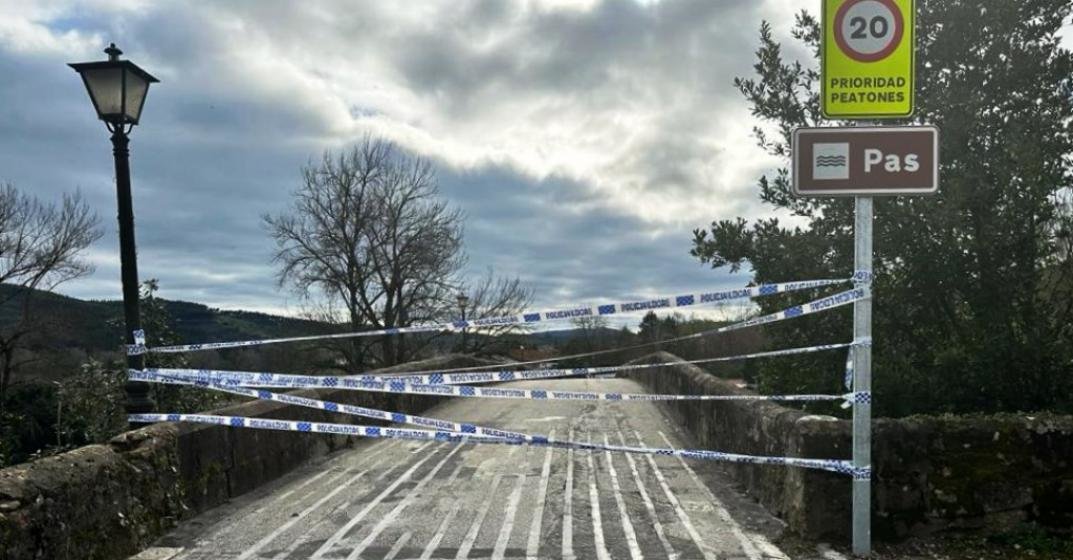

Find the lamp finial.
xmin=104 ymin=43 xmax=122 ymax=61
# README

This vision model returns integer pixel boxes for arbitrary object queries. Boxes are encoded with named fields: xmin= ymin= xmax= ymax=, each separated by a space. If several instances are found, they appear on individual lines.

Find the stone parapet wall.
xmin=0 ymin=354 xmax=501 ymax=560
xmin=625 ymin=352 xmax=1073 ymax=540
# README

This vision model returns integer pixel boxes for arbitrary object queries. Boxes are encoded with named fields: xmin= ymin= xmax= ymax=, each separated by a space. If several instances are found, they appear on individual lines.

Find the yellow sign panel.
xmin=822 ymin=0 xmax=915 ymax=118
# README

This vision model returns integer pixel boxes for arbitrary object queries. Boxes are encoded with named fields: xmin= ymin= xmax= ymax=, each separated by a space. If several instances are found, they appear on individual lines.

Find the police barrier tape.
xmin=132 ymin=288 xmax=868 ymax=401
xmin=132 ymin=371 xmax=869 ymax=443
xmin=127 ymin=278 xmax=851 ymax=356
xmin=142 ymin=372 xmax=535 ymax=439
xmin=144 ymin=342 xmax=854 ymax=388
xmin=844 ymin=336 xmax=872 ymax=390
xmin=373 ymin=342 xmax=856 ymax=385
xmin=127 ymin=412 xmax=870 ymax=478
xmin=133 ymin=285 xmax=868 ymax=390
xmin=132 ymin=369 xmax=854 ymax=404
xmin=383 ymin=286 xmax=871 ymax=375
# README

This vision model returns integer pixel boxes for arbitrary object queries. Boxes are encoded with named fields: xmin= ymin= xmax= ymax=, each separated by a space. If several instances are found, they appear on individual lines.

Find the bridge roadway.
xmin=141 ymin=378 xmax=796 ymax=560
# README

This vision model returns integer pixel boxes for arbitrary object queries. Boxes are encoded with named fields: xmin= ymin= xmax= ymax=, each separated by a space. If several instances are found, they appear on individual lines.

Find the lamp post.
xmin=69 ymin=44 xmax=159 ymax=422
xmin=456 ymin=293 xmax=470 ymax=354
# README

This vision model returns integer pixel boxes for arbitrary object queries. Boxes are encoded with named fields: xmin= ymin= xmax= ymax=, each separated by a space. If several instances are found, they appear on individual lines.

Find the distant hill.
xmin=523 ymin=327 xmax=625 ymax=343
xmin=0 ymin=283 xmax=329 ymax=354
xmin=0 ymin=283 xmax=633 ymax=354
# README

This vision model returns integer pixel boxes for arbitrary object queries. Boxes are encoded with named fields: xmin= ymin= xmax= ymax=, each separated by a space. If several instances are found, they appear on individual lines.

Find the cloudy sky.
xmin=1 ymin=1 xmax=1070 ymax=319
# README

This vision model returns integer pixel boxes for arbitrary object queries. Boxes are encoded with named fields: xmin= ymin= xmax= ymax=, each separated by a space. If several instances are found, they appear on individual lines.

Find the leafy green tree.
xmin=0 ymin=384 xmax=61 ymax=466
xmin=692 ymin=2 xmax=1073 ymax=416
xmin=52 ymin=279 xmax=235 ymax=457
xmin=55 ymin=358 xmax=125 ymax=449
xmin=638 ymin=311 xmax=680 ymax=346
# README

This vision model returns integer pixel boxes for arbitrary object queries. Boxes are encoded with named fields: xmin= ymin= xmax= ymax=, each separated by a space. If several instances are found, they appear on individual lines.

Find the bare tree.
xmin=265 ymin=137 xmax=465 ymax=368
xmin=0 ymin=184 xmax=101 ymax=408
xmin=365 ymin=155 xmax=465 ymax=364
xmin=457 ymin=268 xmax=534 ymax=355
xmin=568 ymin=314 xmax=611 ymax=368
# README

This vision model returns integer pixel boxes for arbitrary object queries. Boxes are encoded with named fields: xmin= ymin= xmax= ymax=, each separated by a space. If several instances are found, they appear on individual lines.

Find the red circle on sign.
xmin=834 ymin=0 xmax=905 ymax=63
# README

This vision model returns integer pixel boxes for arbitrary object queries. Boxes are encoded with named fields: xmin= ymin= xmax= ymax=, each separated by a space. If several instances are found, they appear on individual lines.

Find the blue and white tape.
xmin=139 ymin=373 xmax=871 ymax=452
xmin=142 ymin=342 xmax=853 ymax=389
xmin=844 ymin=353 xmax=853 ymax=391
xmin=844 ymin=336 xmax=872 ymax=390
xmin=133 ymin=284 xmax=870 ymax=396
xmin=359 ymin=286 xmax=871 ymax=376
xmin=128 ymin=278 xmax=850 ymax=356
xmin=132 ymin=369 xmax=851 ymax=404
xmin=128 ymin=412 xmax=862 ymax=476
xmin=710 ymin=286 xmax=869 ymax=333
xmin=373 ymin=342 xmax=856 ymax=385
xmin=144 ymin=373 xmax=534 ymax=440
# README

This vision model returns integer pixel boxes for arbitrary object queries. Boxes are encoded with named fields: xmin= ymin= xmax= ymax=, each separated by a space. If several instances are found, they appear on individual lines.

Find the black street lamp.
xmin=70 ymin=44 xmax=159 ymax=422
xmin=456 ymin=293 xmax=470 ymax=354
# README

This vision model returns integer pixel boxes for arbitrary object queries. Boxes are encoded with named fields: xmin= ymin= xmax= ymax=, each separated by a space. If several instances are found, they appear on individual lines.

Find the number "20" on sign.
xmin=834 ymin=0 xmax=905 ymax=63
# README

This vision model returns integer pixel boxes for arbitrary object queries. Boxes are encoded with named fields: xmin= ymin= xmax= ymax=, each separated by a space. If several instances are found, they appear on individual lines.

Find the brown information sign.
xmin=792 ymin=126 xmax=938 ymax=196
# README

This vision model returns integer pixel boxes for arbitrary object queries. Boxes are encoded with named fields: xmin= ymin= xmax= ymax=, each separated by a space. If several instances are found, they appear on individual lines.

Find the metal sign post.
xmin=852 ymin=196 xmax=873 ymax=556
xmin=800 ymin=1 xmax=929 ymax=554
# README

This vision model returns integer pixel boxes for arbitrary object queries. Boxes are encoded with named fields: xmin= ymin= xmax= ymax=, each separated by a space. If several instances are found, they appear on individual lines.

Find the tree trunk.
xmin=0 ymin=347 xmax=13 ymax=415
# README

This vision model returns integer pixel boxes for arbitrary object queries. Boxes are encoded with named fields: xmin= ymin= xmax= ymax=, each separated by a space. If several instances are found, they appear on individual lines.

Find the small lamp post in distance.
xmin=456 ymin=292 xmax=470 ymax=354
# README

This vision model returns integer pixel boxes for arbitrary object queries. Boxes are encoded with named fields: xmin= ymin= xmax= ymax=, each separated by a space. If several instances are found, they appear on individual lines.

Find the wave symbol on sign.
xmin=816 ymin=156 xmax=848 ymax=167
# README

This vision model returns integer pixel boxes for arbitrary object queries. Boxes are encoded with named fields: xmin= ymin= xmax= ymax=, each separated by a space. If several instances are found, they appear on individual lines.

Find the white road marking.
xmin=189 ymin=441 xmax=403 ymax=556
xmin=235 ymin=465 xmax=375 ymax=560
xmin=657 ymin=431 xmax=784 ymax=560
xmin=527 ymin=415 xmax=566 ymax=423
xmin=616 ymin=430 xmax=677 ymax=560
xmin=263 ymin=453 xmax=407 ymax=560
xmin=492 ymin=474 xmax=527 ymax=559
xmin=129 ymin=547 xmax=184 ymax=560
xmin=311 ymin=443 xmax=446 ymax=559
xmin=383 ymin=531 xmax=411 ymax=560
xmin=378 ymin=441 xmax=435 ymax=480
xmin=419 ymin=500 xmax=463 ymax=560
xmin=455 ymin=473 xmax=504 ymax=559
xmin=818 ymin=543 xmax=851 ymax=560
xmin=632 ymin=430 xmax=718 ymax=560
xmin=525 ymin=428 xmax=556 ymax=559
xmin=562 ymin=427 xmax=576 ymax=560
xmin=265 ymin=451 xmax=412 ymax=560
xmin=194 ymin=468 xmax=338 ymax=554
xmin=257 ymin=468 xmax=335 ymax=507
xmin=269 ymin=440 xmax=401 ymax=508
xmin=418 ymin=459 xmax=481 ymax=560
xmin=585 ymin=432 xmax=613 ymax=560
xmin=257 ymin=434 xmax=420 ymax=560
xmin=263 ymin=456 xmax=407 ymax=560
xmin=602 ymin=433 xmax=644 ymax=559
xmin=344 ymin=444 xmax=465 ymax=559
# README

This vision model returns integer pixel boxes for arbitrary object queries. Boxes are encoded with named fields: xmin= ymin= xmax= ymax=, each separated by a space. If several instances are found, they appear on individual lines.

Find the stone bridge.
xmin=145 ymin=377 xmax=791 ymax=560
xmin=1 ymin=354 xmax=1070 ymax=560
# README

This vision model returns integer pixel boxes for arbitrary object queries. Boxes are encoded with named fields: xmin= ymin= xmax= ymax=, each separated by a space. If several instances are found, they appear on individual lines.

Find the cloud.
xmin=0 ymin=0 xmax=804 ymax=322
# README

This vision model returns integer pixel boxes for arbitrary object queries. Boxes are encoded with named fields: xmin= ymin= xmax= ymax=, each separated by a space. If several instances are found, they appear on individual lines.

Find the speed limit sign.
xmin=823 ymin=0 xmax=914 ymax=118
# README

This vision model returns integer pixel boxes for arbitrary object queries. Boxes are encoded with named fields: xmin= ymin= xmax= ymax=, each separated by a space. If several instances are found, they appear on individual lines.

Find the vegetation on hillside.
xmin=0 ymin=280 xmax=248 ymax=466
